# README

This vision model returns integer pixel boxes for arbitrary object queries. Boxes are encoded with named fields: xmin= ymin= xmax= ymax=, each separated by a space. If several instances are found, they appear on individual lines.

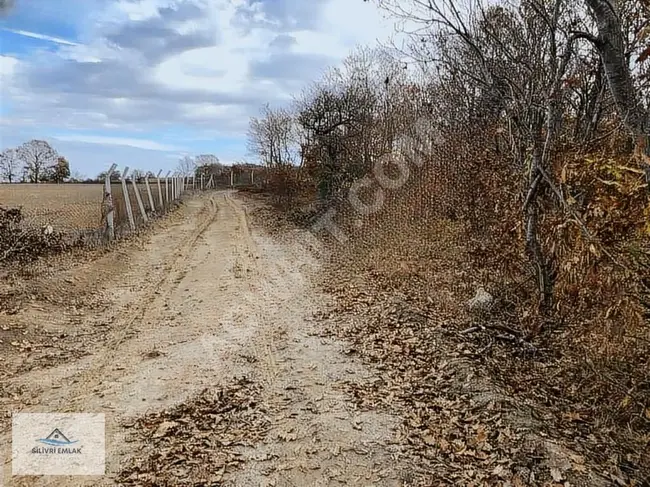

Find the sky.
xmin=0 ymin=0 xmax=402 ymax=178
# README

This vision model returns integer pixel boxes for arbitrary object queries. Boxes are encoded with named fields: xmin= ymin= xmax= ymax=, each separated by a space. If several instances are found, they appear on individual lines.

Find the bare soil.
xmin=0 ymin=191 xmax=409 ymax=486
xmin=1 ymin=190 xmax=635 ymax=487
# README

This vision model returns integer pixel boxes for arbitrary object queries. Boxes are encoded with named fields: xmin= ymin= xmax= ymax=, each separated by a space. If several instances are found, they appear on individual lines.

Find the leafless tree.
xmin=177 ymin=156 xmax=197 ymax=176
xmin=292 ymin=47 xmax=414 ymax=201
xmin=0 ymin=148 xmax=20 ymax=182
xmin=247 ymin=104 xmax=305 ymax=205
xmin=248 ymin=104 xmax=299 ymax=168
xmin=194 ymin=154 xmax=225 ymax=178
xmin=195 ymin=154 xmax=221 ymax=166
xmin=17 ymin=140 xmax=58 ymax=183
xmin=372 ymin=0 xmax=593 ymax=315
xmin=69 ymin=170 xmax=87 ymax=182
xmin=582 ymin=0 xmax=650 ymax=159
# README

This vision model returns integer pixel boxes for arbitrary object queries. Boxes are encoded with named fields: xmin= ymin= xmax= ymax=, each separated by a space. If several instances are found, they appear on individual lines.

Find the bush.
xmin=0 ymin=206 xmax=69 ymax=264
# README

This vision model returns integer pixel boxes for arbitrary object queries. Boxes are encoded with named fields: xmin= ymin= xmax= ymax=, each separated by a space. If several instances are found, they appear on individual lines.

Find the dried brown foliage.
xmin=0 ymin=206 xmax=69 ymax=264
xmin=118 ymin=377 xmax=269 ymax=486
xmin=247 ymin=0 xmax=650 ymax=480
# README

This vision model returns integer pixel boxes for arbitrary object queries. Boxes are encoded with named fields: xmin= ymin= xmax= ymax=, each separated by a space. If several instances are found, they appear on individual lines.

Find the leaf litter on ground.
xmin=117 ymin=376 xmax=270 ymax=486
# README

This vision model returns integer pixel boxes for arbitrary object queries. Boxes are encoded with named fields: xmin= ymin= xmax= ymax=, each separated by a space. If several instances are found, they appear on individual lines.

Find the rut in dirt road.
xmin=2 ymin=192 xmax=409 ymax=486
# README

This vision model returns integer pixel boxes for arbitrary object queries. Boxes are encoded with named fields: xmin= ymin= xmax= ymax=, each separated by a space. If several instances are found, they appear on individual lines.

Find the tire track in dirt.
xmin=0 ymin=197 xmax=212 ymax=393
xmin=1 ymin=195 xmax=223 ymax=486
xmin=46 ymin=196 xmax=219 ymax=411
xmin=2 ymin=192 xmax=409 ymax=486
xmin=103 ymin=196 xmax=218 ymax=350
xmin=197 ymin=195 xmax=409 ymax=486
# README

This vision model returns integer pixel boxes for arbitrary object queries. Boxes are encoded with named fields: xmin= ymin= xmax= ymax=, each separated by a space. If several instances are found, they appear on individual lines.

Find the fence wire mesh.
xmin=0 ymin=169 xmax=226 ymax=267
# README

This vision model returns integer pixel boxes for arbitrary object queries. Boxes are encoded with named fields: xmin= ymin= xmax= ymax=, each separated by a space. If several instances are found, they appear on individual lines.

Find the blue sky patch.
xmin=0 ymin=0 xmax=397 ymax=176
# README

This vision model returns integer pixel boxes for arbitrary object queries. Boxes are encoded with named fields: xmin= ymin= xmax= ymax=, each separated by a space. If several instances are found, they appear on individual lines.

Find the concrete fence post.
xmin=144 ymin=172 xmax=155 ymax=213
xmin=103 ymin=163 xmax=118 ymax=241
xmin=131 ymin=173 xmax=148 ymax=223
xmin=165 ymin=171 xmax=171 ymax=207
xmin=156 ymin=170 xmax=163 ymax=209
xmin=121 ymin=166 xmax=136 ymax=232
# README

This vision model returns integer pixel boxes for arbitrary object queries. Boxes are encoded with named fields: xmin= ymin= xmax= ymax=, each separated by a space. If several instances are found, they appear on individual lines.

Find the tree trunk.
xmin=585 ymin=0 xmax=649 ymax=156
xmin=525 ymin=147 xmax=554 ymax=317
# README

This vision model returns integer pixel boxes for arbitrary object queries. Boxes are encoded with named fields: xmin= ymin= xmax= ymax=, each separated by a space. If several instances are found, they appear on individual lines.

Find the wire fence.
xmin=0 ymin=183 xmax=103 ymax=236
xmin=0 ymin=165 xmax=267 ymax=266
xmin=0 ymin=165 xmax=268 ymax=241
xmin=0 ymin=164 xmax=269 ymax=267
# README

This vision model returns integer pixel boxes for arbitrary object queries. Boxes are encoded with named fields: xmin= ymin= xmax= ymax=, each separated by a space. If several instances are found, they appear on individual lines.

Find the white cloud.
xmin=322 ymin=0 xmax=399 ymax=46
xmin=1 ymin=0 xmax=411 ymax=167
xmin=52 ymin=134 xmax=183 ymax=151
xmin=1 ymin=27 xmax=79 ymax=45
xmin=0 ymin=54 xmax=18 ymax=76
xmin=104 ymin=0 xmax=163 ymax=22
xmin=0 ymin=55 xmax=19 ymax=116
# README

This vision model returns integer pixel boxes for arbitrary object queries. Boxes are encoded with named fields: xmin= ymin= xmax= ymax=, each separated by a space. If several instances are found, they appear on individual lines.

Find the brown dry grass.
xmin=0 ymin=183 xmax=161 ymax=235
xmin=255 ymin=134 xmax=650 ymax=483
xmin=0 ymin=183 xmax=103 ymax=232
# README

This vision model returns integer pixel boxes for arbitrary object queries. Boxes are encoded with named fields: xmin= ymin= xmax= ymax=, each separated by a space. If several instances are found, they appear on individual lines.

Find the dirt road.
xmin=1 ymin=191 xmax=407 ymax=486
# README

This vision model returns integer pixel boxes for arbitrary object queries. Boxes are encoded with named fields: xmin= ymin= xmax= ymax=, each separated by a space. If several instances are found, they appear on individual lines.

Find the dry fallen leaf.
xmin=422 ymin=434 xmax=436 ymax=446
xmin=278 ymin=431 xmax=297 ymax=441
xmin=550 ymin=467 xmax=564 ymax=482
xmin=476 ymin=425 xmax=487 ymax=444
xmin=116 ymin=377 xmax=269 ymax=486
xmin=511 ymin=474 xmax=526 ymax=487
xmin=439 ymin=438 xmax=450 ymax=452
